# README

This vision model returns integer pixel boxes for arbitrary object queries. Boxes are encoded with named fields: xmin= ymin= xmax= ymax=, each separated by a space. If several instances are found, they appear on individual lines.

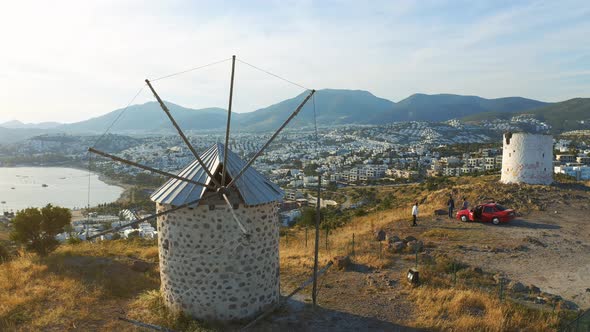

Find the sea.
xmin=0 ymin=167 xmax=124 ymax=213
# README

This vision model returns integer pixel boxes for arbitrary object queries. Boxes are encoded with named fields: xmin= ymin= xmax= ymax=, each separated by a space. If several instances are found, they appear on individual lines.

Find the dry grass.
xmin=278 ymin=177 xmax=578 ymax=330
xmin=0 ymin=224 xmax=10 ymax=241
xmin=128 ymin=290 xmax=212 ymax=331
xmin=55 ymin=238 xmax=160 ymax=262
xmin=0 ymin=253 xmax=105 ymax=330
xmin=0 ymin=240 xmax=161 ymax=331
xmin=409 ymin=287 xmax=562 ymax=331
xmin=1 ymin=176 xmax=581 ymax=330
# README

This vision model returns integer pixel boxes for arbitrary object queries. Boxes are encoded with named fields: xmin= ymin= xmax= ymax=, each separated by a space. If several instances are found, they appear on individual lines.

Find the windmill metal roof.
xmin=150 ymin=143 xmax=284 ymax=206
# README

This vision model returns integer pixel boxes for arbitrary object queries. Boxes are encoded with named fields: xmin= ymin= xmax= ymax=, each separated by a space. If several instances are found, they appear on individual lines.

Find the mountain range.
xmin=45 ymin=89 xmax=550 ymax=133
xmin=1 ymin=89 xmax=587 ymax=139
xmin=0 ymin=120 xmax=62 ymax=129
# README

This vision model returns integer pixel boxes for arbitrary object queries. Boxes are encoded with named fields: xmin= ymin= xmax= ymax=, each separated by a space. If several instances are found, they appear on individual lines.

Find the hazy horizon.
xmin=1 ymin=0 xmax=589 ymax=124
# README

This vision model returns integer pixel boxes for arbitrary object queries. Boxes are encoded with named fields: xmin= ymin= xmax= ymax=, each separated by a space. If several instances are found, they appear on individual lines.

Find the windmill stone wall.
xmin=500 ymin=132 xmax=553 ymax=185
xmin=156 ymin=201 xmax=280 ymax=320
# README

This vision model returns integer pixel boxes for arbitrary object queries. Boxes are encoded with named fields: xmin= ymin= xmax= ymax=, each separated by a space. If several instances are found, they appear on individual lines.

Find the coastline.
xmin=0 ymin=164 xmax=131 ymax=206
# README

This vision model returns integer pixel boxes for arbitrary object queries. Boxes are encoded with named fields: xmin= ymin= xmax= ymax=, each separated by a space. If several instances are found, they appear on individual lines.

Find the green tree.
xmin=10 ymin=204 xmax=71 ymax=256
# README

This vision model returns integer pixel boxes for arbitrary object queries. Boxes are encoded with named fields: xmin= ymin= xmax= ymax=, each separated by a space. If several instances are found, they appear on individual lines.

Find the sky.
xmin=0 ymin=0 xmax=589 ymax=124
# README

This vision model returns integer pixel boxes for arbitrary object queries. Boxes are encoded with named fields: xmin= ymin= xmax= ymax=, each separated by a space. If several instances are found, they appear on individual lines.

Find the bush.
xmin=10 ymin=204 xmax=71 ymax=256
xmin=0 ymin=243 xmax=10 ymax=262
xmin=66 ymin=236 xmax=82 ymax=245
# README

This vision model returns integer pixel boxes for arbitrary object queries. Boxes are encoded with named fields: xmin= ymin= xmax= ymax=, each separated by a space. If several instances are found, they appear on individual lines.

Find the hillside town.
xmin=2 ymin=118 xmax=587 ymax=238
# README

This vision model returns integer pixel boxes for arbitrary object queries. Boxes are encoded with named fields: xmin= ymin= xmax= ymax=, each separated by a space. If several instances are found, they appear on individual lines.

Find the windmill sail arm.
xmin=88 ymin=147 xmax=215 ymax=190
xmin=144 ymin=79 xmax=221 ymax=188
xmin=227 ymin=89 xmax=315 ymax=188
xmin=86 ymin=197 xmax=201 ymax=240
xmin=222 ymin=55 xmax=236 ymax=187
xmin=222 ymin=193 xmax=249 ymax=235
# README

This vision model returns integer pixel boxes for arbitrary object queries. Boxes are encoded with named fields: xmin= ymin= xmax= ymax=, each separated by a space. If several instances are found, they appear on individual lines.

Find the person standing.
xmin=411 ymin=202 xmax=419 ymax=226
xmin=447 ymin=194 xmax=455 ymax=219
xmin=461 ymin=197 xmax=469 ymax=210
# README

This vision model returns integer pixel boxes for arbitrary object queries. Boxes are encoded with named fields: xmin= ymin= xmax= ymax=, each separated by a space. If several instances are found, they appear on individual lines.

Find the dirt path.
xmin=258 ymin=266 xmax=422 ymax=331
xmin=453 ymin=208 xmax=590 ymax=309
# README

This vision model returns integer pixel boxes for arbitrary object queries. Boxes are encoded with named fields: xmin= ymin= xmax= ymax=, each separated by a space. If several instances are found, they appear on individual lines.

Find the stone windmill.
xmin=88 ymin=55 xmax=315 ymax=320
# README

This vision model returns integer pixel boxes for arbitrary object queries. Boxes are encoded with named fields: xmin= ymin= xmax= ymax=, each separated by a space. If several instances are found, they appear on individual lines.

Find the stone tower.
xmin=150 ymin=143 xmax=283 ymax=320
xmin=500 ymin=132 xmax=553 ymax=185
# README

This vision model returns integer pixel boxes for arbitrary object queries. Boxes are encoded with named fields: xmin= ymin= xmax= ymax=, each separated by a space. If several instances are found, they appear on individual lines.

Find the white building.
xmin=554 ymin=165 xmax=590 ymax=180
xmin=500 ymin=132 xmax=553 ymax=185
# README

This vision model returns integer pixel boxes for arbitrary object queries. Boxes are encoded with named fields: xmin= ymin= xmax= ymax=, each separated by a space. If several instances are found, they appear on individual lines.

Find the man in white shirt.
xmin=411 ymin=202 xmax=418 ymax=226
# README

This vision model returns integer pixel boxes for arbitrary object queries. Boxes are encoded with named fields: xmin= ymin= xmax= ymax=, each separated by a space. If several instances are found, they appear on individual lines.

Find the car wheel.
xmin=492 ymin=217 xmax=500 ymax=225
xmin=461 ymin=215 xmax=468 ymax=222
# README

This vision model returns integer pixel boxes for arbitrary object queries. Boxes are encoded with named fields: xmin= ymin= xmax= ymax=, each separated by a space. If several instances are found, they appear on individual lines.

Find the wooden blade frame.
xmin=86 ymin=191 xmax=218 ymax=240
xmin=222 ymin=55 xmax=236 ymax=187
xmin=227 ymin=89 xmax=315 ymax=189
xmin=222 ymin=192 xmax=249 ymax=235
xmin=145 ymin=79 xmax=221 ymax=188
xmin=87 ymin=58 xmax=315 ymax=243
xmin=88 ymin=147 xmax=215 ymax=190
xmin=86 ymin=198 xmax=200 ymax=240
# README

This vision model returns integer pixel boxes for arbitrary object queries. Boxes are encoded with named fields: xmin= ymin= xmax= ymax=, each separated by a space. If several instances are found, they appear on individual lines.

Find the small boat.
xmin=1 ymin=201 xmax=5 ymax=204
xmin=10 ymin=187 xmax=15 ymax=190
xmin=42 ymin=184 xmax=48 ymax=187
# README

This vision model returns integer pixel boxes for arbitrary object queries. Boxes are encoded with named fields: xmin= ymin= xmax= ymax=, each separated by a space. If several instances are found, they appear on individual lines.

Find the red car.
xmin=456 ymin=203 xmax=516 ymax=225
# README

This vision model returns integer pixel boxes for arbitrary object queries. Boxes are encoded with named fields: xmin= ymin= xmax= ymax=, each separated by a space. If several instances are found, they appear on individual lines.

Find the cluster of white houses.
xmin=427 ymin=149 xmax=502 ymax=177
xmin=330 ymin=164 xmax=389 ymax=182
xmin=554 ymin=153 xmax=590 ymax=180
xmin=56 ymin=209 xmax=157 ymax=242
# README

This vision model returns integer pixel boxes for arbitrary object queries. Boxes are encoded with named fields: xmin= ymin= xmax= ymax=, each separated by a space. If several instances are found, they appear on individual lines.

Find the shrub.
xmin=0 ymin=243 xmax=10 ymax=262
xmin=66 ymin=236 xmax=82 ymax=245
xmin=10 ymin=204 xmax=71 ymax=256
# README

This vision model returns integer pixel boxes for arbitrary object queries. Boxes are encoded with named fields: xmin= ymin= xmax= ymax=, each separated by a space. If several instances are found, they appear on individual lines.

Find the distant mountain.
xmin=58 ymin=102 xmax=227 ymax=133
xmin=57 ymin=89 xmax=396 ymax=133
xmin=2 ymin=90 xmax=554 ymax=136
xmin=0 ymin=120 xmax=62 ymax=129
xmin=0 ymin=127 xmax=47 ymax=143
xmin=462 ymin=98 xmax=590 ymax=133
xmin=379 ymin=93 xmax=549 ymax=122
xmin=237 ymin=89 xmax=395 ymax=130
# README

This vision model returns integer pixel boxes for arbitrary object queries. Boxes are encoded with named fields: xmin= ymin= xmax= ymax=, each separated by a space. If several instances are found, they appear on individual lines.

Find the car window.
xmin=483 ymin=206 xmax=493 ymax=213
xmin=495 ymin=204 xmax=507 ymax=211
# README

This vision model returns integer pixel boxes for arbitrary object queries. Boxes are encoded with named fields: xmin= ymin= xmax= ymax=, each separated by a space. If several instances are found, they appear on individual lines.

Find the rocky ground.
xmin=252 ymin=183 xmax=590 ymax=331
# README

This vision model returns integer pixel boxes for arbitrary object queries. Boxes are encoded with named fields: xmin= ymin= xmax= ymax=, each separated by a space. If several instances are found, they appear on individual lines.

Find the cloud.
xmin=0 ymin=0 xmax=588 ymax=123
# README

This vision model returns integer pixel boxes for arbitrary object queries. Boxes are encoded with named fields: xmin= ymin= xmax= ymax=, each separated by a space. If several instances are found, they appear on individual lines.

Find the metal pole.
xmin=222 ymin=55 xmax=236 ymax=187
xmin=352 ymin=233 xmax=355 ymax=256
xmin=325 ymin=226 xmax=329 ymax=251
xmin=312 ymin=173 xmax=321 ymax=306
xmin=305 ymin=226 xmax=308 ymax=248
xmin=241 ymin=261 xmax=333 ymax=331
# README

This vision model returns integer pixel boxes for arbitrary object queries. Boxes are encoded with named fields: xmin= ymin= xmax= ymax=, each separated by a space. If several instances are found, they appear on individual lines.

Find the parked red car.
xmin=456 ymin=202 xmax=516 ymax=225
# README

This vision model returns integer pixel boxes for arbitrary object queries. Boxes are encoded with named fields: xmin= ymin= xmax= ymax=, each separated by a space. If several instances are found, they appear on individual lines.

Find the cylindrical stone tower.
xmin=150 ymin=143 xmax=283 ymax=321
xmin=500 ymin=132 xmax=553 ymax=185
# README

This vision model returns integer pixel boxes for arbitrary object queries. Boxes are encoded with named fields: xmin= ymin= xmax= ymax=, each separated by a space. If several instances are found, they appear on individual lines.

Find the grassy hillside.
xmin=462 ymin=98 xmax=590 ymax=133
xmin=530 ymin=98 xmax=590 ymax=133
xmin=1 ymin=176 xmax=583 ymax=331
xmin=386 ymin=94 xmax=547 ymax=122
